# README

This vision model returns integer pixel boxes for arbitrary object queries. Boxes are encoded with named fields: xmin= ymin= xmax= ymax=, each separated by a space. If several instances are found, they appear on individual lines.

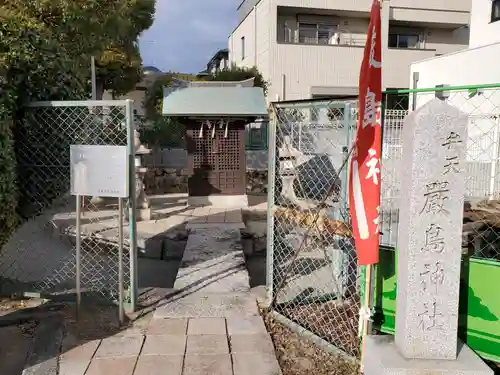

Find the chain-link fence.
xmin=0 ymin=100 xmax=135 ymax=302
xmin=267 ymin=98 xmax=361 ymax=358
xmin=382 ymin=85 xmax=500 ymax=262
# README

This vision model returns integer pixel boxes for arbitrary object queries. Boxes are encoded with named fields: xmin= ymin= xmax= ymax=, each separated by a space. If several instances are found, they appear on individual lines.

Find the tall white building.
xmin=229 ymin=0 xmax=471 ymax=100
xmin=410 ymin=0 xmax=500 ymax=89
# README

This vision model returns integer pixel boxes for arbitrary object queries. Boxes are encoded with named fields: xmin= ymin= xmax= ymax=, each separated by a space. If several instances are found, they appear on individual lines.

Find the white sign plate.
xmin=70 ymin=145 xmax=128 ymax=198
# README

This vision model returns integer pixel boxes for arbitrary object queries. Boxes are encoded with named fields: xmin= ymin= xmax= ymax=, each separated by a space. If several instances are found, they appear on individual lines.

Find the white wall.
xmin=411 ymin=43 xmax=500 ymax=90
xmin=229 ymin=0 xmax=271 ymax=90
xmin=229 ymin=9 xmax=256 ymax=68
xmin=469 ymin=0 xmax=500 ymax=48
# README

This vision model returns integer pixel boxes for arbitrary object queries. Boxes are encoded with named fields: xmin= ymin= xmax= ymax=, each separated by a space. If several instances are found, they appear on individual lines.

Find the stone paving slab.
xmin=185 ymin=208 xmax=244 ymax=230
xmin=154 ymin=293 xmax=259 ymax=319
xmin=183 ymin=354 xmax=233 ymax=375
xmin=58 ymin=360 xmax=90 ymax=375
xmin=187 ymin=317 xmax=227 ymax=335
xmin=134 ymin=355 xmax=183 ymax=375
xmin=94 ymin=336 xmax=144 ymax=359
xmin=60 ymin=338 xmax=100 ymax=363
xmin=186 ymin=222 xmax=245 ymax=230
xmin=232 ymin=353 xmax=282 ymax=375
xmin=141 ymin=334 xmax=186 ymax=356
xmin=175 ymin=227 xmax=250 ymax=294
xmin=226 ymin=316 xmax=268 ymax=335
xmin=175 ymin=266 xmax=250 ymax=295
xmin=85 ymin=356 xmax=137 ymax=375
xmin=61 ymin=315 xmax=280 ymax=375
xmin=180 ymin=228 xmax=242 ymax=265
xmin=146 ymin=317 xmax=188 ymax=336
xmin=186 ymin=335 xmax=230 ymax=355
xmin=229 ymin=334 xmax=276 ymax=354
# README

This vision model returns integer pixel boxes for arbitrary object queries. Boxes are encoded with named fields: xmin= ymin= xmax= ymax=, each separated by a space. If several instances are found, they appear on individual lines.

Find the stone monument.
xmin=363 ymin=99 xmax=493 ymax=374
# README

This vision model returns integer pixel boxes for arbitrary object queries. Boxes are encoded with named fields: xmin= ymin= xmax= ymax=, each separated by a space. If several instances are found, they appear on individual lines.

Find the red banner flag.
xmin=348 ymin=0 xmax=382 ymax=265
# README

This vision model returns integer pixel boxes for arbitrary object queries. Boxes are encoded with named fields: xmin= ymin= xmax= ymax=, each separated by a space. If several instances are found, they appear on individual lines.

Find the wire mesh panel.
xmin=0 ymin=101 xmax=134 ymax=301
xmin=382 ymin=86 xmax=500 ymax=263
xmin=267 ymin=99 xmax=361 ymax=358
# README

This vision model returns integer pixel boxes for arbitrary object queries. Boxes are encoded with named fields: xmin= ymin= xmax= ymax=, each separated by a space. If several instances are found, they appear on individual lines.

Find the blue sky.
xmin=139 ymin=0 xmax=238 ymax=74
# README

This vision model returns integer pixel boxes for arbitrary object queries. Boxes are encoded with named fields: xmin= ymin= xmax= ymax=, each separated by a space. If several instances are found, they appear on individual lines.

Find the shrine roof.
xmin=162 ymin=86 xmax=268 ymax=118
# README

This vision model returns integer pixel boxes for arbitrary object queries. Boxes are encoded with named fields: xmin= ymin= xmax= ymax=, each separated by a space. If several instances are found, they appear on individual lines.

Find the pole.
xmin=75 ymin=194 xmax=82 ymax=318
xmin=265 ymin=106 xmax=277 ymax=306
xmin=118 ymin=198 xmax=125 ymax=325
xmin=91 ymin=56 xmax=97 ymax=100
xmin=360 ymin=264 xmax=373 ymax=370
xmin=125 ymin=99 xmax=138 ymax=311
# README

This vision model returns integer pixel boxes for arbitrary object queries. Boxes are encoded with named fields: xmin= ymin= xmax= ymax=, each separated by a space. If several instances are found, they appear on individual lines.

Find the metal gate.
xmin=266 ymin=98 xmax=362 ymax=358
xmin=0 ymin=100 xmax=137 ymax=306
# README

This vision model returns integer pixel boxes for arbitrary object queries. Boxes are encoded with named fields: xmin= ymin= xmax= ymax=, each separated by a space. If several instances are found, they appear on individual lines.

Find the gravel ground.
xmin=262 ymin=311 xmax=360 ymax=375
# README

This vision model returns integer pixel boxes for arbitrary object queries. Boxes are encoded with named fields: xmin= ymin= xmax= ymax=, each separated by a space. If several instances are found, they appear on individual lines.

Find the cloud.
xmin=139 ymin=0 xmax=238 ymax=73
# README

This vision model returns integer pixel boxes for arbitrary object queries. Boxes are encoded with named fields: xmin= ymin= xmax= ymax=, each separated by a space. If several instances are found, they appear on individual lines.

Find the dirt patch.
xmin=263 ymin=311 xmax=360 ymax=375
xmin=60 ymin=303 xmax=125 ymax=340
xmin=278 ymin=296 xmax=361 ymax=358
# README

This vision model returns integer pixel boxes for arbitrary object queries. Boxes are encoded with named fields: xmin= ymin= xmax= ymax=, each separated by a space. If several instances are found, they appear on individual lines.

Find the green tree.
xmin=95 ymin=0 xmax=155 ymax=98
xmin=0 ymin=0 xmax=155 ymax=244
xmin=211 ymin=64 xmax=269 ymax=95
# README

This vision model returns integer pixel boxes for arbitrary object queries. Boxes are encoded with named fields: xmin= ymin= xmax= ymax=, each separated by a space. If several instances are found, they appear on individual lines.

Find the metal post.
xmin=489 ymin=119 xmax=499 ymax=200
xmin=125 ymin=99 xmax=138 ymax=311
xmin=75 ymin=194 xmax=82 ymax=318
xmin=118 ymin=198 xmax=125 ymax=324
xmin=342 ymin=103 xmax=352 ymax=214
xmin=91 ymin=56 xmax=97 ymax=100
xmin=411 ymin=72 xmax=419 ymax=111
xmin=265 ymin=107 xmax=278 ymax=306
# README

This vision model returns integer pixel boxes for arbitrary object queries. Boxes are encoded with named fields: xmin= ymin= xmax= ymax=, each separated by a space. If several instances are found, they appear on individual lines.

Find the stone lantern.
xmin=127 ymin=129 xmax=152 ymax=221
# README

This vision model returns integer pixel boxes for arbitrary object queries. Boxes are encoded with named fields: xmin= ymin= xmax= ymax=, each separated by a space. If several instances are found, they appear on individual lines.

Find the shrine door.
xmin=186 ymin=121 xmax=246 ymax=196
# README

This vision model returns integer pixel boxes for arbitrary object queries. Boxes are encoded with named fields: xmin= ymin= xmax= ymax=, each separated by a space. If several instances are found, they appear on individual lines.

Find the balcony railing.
xmin=281 ymin=25 xmax=366 ymax=47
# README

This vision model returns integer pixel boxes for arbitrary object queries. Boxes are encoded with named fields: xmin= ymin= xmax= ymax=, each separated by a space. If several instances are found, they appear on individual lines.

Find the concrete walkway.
xmin=56 ymin=207 xmax=281 ymax=375
xmin=58 ymin=314 xmax=280 ymax=375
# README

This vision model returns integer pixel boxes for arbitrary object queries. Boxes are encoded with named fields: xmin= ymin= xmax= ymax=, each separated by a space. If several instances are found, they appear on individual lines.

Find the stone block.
xmin=363 ymin=336 xmax=493 ymax=375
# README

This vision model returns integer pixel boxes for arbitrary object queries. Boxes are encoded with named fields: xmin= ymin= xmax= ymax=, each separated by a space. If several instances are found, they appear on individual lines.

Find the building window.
xmin=298 ymin=22 xmax=339 ymax=45
xmin=492 ymin=0 xmax=500 ymax=22
xmin=241 ymin=37 xmax=245 ymax=60
xmin=388 ymin=29 xmax=422 ymax=49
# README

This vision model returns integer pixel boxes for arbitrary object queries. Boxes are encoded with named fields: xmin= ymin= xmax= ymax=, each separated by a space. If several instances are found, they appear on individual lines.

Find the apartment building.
xmin=411 ymin=0 xmax=500 ymax=90
xmin=229 ymin=0 xmax=471 ymax=101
